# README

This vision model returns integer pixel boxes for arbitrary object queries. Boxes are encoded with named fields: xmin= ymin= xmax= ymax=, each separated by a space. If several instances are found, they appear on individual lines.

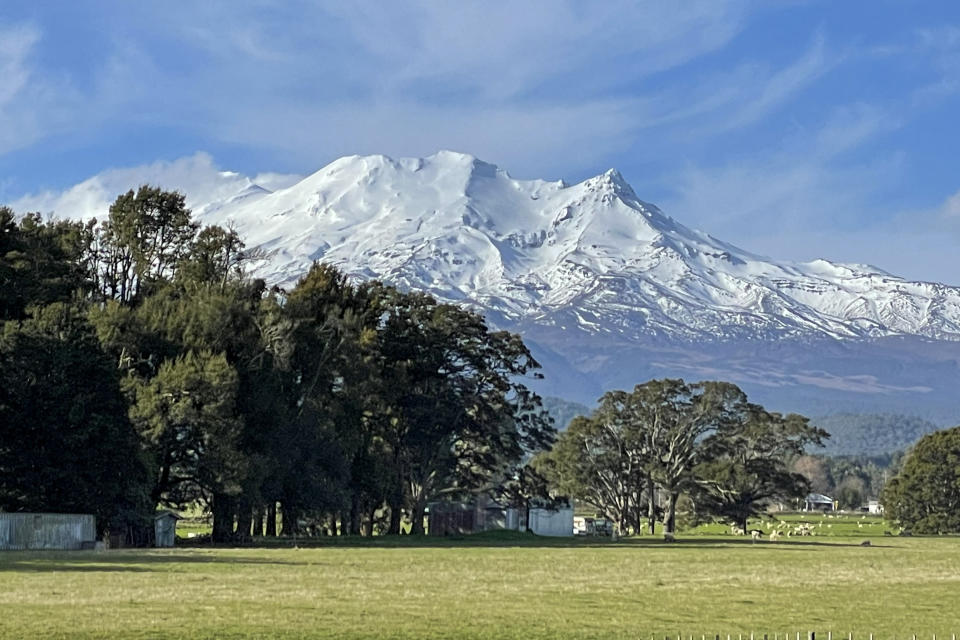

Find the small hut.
xmin=154 ymin=511 xmax=182 ymax=547
xmin=804 ymin=493 xmax=835 ymax=512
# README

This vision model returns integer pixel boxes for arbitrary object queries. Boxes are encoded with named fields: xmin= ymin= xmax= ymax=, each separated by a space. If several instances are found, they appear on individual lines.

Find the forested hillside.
xmin=812 ymin=413 xmax=941 ymax=456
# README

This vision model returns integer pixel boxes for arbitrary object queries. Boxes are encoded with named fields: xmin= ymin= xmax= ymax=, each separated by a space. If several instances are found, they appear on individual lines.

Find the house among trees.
xmin=428 ymin=498 xmax=573 ymax=537
xmin=804 ymin=493 xmax=836 ymax=512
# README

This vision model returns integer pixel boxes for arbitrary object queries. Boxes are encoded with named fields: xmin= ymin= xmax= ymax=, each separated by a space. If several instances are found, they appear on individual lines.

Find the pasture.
xmin=1 ymin=517 xmax=958 ymax=639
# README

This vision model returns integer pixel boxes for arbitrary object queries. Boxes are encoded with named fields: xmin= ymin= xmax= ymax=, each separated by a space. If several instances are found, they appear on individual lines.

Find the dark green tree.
xmin=177 ymin=225 xmax=247 ymax=289
xmin=882 ymin=426 xmax=960 ymax=534
xmin=610 ymin=379 xmax=748 ymax=540
xmin=0 ymin=304 xmax=151 ymax=536
xmin=282 ymin=264 xmax=383 ymax=534
xmin=129 ymin=350 xmax=244 ymax=540
xmin=696 ymin=409 xmax=826 ymax=530
xmin=374 ymin=289 xmax=554 ymax=534
xmin=96 ymin=186 xmax=198 ymax=302
xmin=533 ymin=413 xmax=644 ymax=534
xmin=0 ymin=208 xmax=93 ymax=321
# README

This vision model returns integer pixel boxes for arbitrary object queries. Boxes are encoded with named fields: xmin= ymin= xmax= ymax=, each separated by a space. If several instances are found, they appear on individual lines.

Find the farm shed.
xmin=527 ymin=504 xmax=574 ymax=537
xmin=0 ymin=513 xmax=96 ymax=550
xmin=428 ymin=499 xmax=517 ymax=536
xmin=804 ymin=493 xmax=836 ymax=512
xmin=428 ymin=498 xmax=573 ymax=537
xmin=154 ymin=511 xmax=182 ymax=547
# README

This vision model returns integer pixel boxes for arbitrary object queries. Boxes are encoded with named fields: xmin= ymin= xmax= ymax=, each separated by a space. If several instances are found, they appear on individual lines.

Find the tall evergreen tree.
xmin=374 ymin=289 xmax=554 ymax=534
xmin=129 ymin=350 xmax=245 ymax=540
xmin=0 ymin=304 xmax=151 ymax=536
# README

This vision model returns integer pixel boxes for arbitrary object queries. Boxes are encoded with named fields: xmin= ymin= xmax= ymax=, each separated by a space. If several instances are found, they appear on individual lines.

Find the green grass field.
xmin=2 ymin=515 xmax=958 ymax=639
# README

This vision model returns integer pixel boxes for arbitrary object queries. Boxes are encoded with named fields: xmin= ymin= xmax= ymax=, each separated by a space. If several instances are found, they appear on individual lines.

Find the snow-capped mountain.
xmin=196 ymin=151 xmax=960 ymax=345
xmin=27 ymin=150 xmax=960 ymax=417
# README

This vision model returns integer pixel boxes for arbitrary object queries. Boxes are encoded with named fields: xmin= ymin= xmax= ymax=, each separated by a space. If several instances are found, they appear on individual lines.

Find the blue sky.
xmin=2 ymin=1 xmax=960 ymax=282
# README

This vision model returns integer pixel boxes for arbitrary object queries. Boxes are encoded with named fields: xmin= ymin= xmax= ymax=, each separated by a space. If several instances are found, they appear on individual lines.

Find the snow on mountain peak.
xmin=37 ymin=151 xmax=957 ymax=345
xmin=189 ymin=152 xmax=960 ymax=343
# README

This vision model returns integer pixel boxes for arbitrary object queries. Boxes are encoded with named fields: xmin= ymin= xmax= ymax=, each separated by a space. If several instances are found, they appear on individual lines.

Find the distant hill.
xmin=541 ymin=396 xmax=591 ymax=432
xmin=811 ymin=413 xmax=943 ymax=456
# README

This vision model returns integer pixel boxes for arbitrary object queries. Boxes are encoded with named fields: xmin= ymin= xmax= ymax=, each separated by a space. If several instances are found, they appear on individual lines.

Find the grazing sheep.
xmin=769 ymin=530 xmax=780 ymax=542
xmin=751 ymin=530 xmax=761 ymax=542
xmin=731 ymin=526 xmax=746 ymax=536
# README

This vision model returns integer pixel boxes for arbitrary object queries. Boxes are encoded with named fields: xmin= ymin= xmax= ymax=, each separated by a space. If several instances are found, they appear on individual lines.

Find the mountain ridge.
xmin=192 ymin=151 xmax=960 ymax=345
xmin=30 ymin=151 xmax=960 ymax=416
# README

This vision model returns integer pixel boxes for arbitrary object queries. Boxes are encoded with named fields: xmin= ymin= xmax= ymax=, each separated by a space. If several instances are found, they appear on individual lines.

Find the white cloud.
xmin=650 ymin=98 xmax=931 ymax=277
xmin=808 ymin=103 xmax=896 ymax=157
xmin=7 ymin=2 xmax=749 ymax=178
xmin=10 ymin=152 xmax=301 ymax=221
xmin=0 ymin=22 xmax=68 ymax=155
xmin=718 ymin=32 xmax=833 ymax=132
xmin=320 ymin=1 xmax=749 ymax=101
xmin=161 ymin=1 xmax=748 ymax=103
xmin=209 ymin=99 xmax=641 ymax=179
xmin=0 ymin=23 xmax=38 ymax=107
xmin=937 ymin=189 xmax=960 ymax=219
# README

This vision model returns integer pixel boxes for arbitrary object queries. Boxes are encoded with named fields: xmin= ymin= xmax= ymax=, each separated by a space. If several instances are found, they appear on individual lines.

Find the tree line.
xmin=812 ymin=413 xmax=940 ymax=457
xmin=0 ymin=186 xmax=554 ymax=542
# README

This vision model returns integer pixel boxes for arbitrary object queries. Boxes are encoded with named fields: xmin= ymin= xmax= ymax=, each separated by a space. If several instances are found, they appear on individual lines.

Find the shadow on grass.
xmin=0 ymin=552 xmax=311 ymax=572
xmin=0 ymin=532 xmax=901 ymax=573
xmin=174 ymin=529 xmax=902 ymax=551
xmin=0 ymin=560 xmax=156 ymax=573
